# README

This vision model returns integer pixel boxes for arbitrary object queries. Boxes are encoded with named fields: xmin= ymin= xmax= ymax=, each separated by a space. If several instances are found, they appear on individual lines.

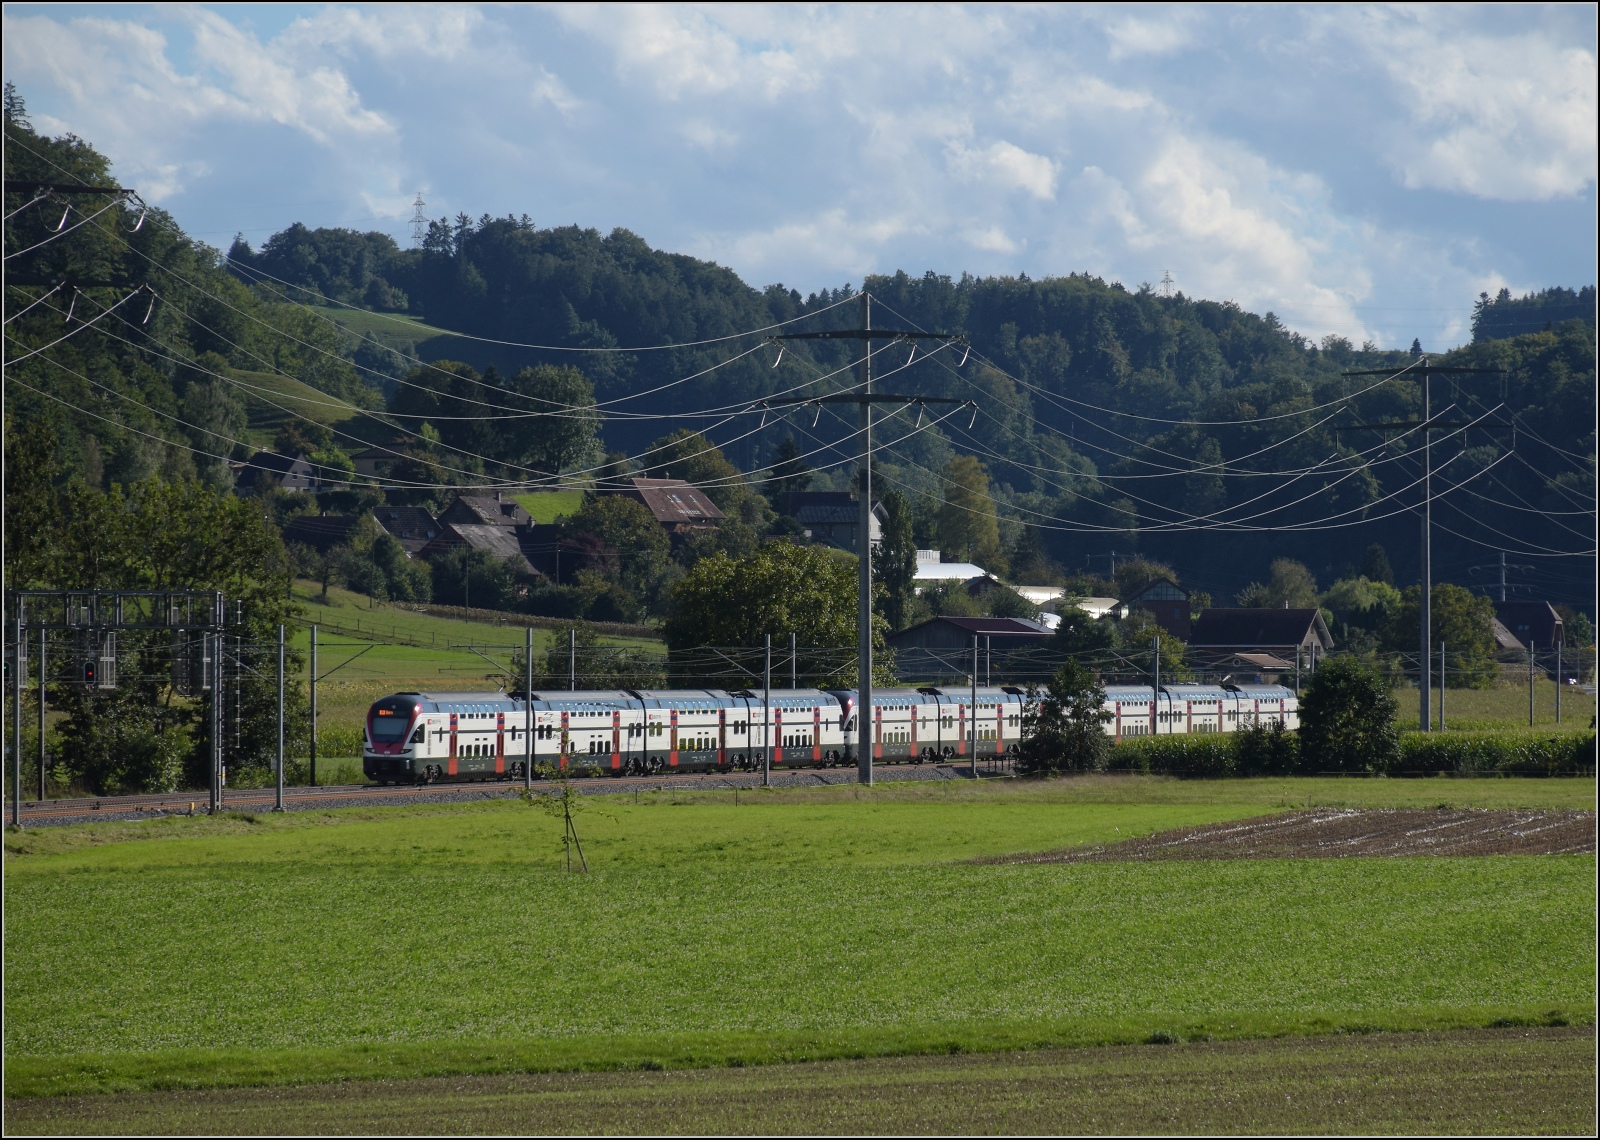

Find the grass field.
xmin=513 ymin=490 xmax=585 ymax=523
xmin=229 ymin=368 xmax=364 ymax=445
xmin=305 ymin=306 xmax=457 ymax=348
xmin=5 ymin=777 xmax=1593 ymax=1106
xmin=291 ymin=579 xmax=663 ymax=727
xmin=8 ymin=1028 xmax=1591 ymax=1135
xmin=1395 ymin=679 xmax=1596 ymax=731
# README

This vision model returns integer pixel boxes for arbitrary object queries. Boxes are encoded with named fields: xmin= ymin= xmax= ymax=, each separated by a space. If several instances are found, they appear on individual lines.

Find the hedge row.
xmin=1108 ymin=728 xmax=1594 ymax=778
xmin=1396 ymin=731 xmax=1596 ymax=777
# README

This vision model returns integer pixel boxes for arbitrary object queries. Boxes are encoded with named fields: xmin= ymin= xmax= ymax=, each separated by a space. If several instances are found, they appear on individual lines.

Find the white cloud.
xmin=531 ymin=66 xmax=583 ymax=115
xmin=554 ymin=3 xmax=745 ymax=98
xmin=1350 ymin=11 xmax=1597 ymax=200
xmin=278 ymin=5 xmax=483 ymax=61
xmin=1104 ymin=14 xmax=1195 ymax=61
xmin=964 ymin=225 xmax=1018 ymax=254
xmin=3 ymin=4 xmax=1588 ymax=348
xmin=700 ymin=208 xmax=920 ymax=281
xmin=947 ymin=140 xmax=1059 ymax=200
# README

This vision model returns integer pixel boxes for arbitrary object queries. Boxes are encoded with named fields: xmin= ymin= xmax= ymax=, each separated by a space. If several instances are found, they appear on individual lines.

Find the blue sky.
xmin=6 ymin=3 xmax=1594 ymax=348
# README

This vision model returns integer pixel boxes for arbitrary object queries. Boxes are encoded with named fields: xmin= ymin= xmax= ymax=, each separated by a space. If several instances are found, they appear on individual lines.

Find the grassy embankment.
xmin=5 ymin=776 xmax=1593 ymax=1101
xmin=288 ymin=578 xmax=664 ymax=777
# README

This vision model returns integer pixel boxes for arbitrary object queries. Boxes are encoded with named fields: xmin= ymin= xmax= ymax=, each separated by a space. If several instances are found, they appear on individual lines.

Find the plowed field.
xmin=984 ymin=808 xmax=1597 ymax=863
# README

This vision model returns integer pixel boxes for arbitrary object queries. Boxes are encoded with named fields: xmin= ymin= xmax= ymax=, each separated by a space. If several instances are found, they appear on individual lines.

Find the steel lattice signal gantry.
xmin=7 ymin=590 xmax=227 ymax=826
xmin=763 ymin=294 xmax=970 ymax=784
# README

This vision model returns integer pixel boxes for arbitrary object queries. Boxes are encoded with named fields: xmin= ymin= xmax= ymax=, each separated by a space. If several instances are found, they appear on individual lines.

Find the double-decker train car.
xmin=1101 ymin=683 xmax=1299 ymax=741
xmin=363 ymin=681 xmax=1296 ymax=783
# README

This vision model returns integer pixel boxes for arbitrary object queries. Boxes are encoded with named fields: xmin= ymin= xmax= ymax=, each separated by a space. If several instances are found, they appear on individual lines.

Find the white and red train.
xmin=363 ymin=682 xmax=1299 ymax=784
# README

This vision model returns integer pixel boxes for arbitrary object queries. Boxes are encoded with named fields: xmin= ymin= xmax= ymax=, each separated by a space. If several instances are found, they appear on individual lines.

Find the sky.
xmin=5 ymin=3 xmax=1595 ymax=349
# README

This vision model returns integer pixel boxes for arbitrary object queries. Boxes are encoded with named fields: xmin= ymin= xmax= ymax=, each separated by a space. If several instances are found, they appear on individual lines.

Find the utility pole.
xmin=1153 ymin=635 xmax=1161 ymax=734
xmin=790 ymin=631 xmax=797 ymax=689
xmin=524 ymin=627 xmax=534 ymax=789
xmin=1528 ymin=641 xmax=1536 ymax=727
xmin=409 ymin=192 xmax=427 ymax=248
xmin=763 ymin=634 xmax=772 ymax=788
xmin=37 ymin=628 xmax=46 ymax=800
xmin=1499 ymin=552 xmax=1507 ymax=602
xmin=211 ymin=630 xmax=225 ymax=812
xmin=1439 ymin=642 xmax=1445 ymax=732
xmin=1340 ymin=359 xmax=1506 ymax=732
xmin=970 ymin=635 xmax=979 ymax=779
xmin=275 ymin=624 xmax=285 ymax=812
xmin=1556 ymin=638 xmax=1562 ymax=724
xmin=11 ymin=616 xmax=22 ymax=828
xmin=762 ymin=293 xmax=968 ymax=785
xmin=568 ymin=629 xmax=576 ymax=691
xmin=309 ymin=625 xmax=318 ymax=788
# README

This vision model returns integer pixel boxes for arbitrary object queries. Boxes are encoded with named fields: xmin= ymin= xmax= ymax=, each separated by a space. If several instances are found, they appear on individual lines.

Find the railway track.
xmin=11 ymin=760 xmax=1011 ymax=824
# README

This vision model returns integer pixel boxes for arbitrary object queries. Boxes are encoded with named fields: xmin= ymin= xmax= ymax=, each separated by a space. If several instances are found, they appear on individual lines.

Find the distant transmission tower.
xmin=409 ymin=193 xmax=427 ymax=248
xmin=1160 ymin=270 xmax=1174 ymax=298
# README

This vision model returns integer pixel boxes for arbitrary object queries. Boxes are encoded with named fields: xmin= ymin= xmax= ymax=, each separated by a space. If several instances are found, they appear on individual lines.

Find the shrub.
xmin=1300 ymin=656 xmax=1400 ymax=773
xmin=1231 ymin=719 xmax=1301 ymax=775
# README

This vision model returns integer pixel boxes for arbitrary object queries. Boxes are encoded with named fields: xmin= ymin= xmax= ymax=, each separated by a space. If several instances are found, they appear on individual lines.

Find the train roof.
xmin=1227 ymin=683 xmax=1295 ymax=697
xmin=630 ymin=689 xmax=738 ymax=710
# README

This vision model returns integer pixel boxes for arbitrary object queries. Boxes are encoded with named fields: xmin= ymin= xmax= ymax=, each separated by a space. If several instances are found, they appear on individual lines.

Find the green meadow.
xmin=1394 ymin=679 xmax=1596 ymax=731
xmin=4 ymin=777 xmax=1593 ymax=1099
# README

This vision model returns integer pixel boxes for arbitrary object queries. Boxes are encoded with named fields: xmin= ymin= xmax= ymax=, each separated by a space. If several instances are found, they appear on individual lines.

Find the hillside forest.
xmin=3 ymin=88 xmax=1596 ymax=790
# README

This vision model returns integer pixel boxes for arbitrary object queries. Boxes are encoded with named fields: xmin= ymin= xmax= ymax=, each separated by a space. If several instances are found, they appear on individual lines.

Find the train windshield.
xmin=369 ymin=697 xmax=417 ymax=742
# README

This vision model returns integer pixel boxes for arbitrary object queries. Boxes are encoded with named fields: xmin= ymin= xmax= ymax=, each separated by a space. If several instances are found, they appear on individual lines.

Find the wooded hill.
xmin=6 ymin=96 xmax=1594 ymax=611
xmin=226 ymin=216 xmax=1597 ymax=608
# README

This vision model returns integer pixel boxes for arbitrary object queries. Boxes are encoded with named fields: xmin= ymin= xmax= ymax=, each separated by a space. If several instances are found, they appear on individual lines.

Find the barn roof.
xmin=611 ymin=478 xmax=724 ymax=526
xmin=1189 ymin=607 xmax=1333 ymax=650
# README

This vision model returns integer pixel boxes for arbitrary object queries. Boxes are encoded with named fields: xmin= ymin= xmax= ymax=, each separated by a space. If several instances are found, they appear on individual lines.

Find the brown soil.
xmin=985 ymin=808 xmax=1598 ymax=864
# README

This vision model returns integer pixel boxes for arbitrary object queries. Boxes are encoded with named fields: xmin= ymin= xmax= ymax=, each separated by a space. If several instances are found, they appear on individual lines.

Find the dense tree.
xmin=1382 ymin=583 xmax=1498 ymax=688
xmin=503 ymin=364 xmax=604 ymax=476
xmin=1111 ymin=557 xmax=1178 ymax=600
xmin=765 ymin=436 xmax=813 ymax=498
xmin=15 ymin=472 xmax=302 ymax=792
xmin=875 ymin=487 xmax=918 ymax=631
xmin=1299 ymin=656 xmax=1400 ymax=773
xmin=663 ymin=544 xmax=891 ymax=685
xmin=1052 ymin=607 xmax=1119 ymax=655
xmin=937 ymin=455 xmax=1007 ymax=574
xmin=1015 ymin=661 xmax=1111 ymax=775
xmin=424 ymin=546 xmax=519 ymax=611
xmin=560 ymin=493 xmax=672 ymax=608
xmin=1236 ymin=559 xmax=1320 ymax=609
xmin=1359 ymin=544 xmax=1394 ymax=585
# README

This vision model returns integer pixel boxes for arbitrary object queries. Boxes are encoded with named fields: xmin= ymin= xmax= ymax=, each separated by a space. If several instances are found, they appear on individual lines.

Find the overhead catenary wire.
xmin=1 ymin=287 xmax=145 ymax=365
xmin=43 ymin=174 xmax=869 ymax=418
xmin=2 ymin=196 xmax=127 ymax=261
xmin=8 ymin=134 xmax=1590 ymax=568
